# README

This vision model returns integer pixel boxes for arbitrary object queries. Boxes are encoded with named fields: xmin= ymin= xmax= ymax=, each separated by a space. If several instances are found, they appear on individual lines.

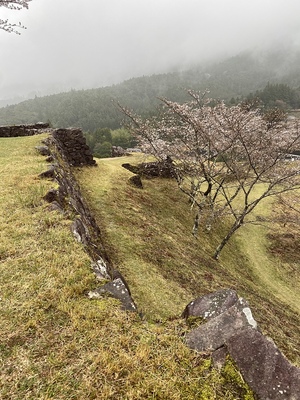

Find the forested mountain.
xmin=0 ymin=49 xmax=300 ymax=131
xmin=246 ymin=82 xmax=300 ymax=109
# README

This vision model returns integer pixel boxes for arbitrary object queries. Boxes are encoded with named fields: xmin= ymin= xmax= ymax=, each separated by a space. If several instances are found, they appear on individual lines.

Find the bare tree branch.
xmin=0 ymin=0 xmax=31 ymax=34
xmin=119 ymin=92 xmax=300 ymax=259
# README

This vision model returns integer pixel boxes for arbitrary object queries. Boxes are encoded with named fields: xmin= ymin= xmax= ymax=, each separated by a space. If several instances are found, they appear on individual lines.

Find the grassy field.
xmin=0 ymin=134 xmax=299 ymax=399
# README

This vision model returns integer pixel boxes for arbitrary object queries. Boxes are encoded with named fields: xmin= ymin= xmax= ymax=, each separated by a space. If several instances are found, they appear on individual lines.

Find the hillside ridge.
xmin=1 ymin=49 xmax=300 ymax=131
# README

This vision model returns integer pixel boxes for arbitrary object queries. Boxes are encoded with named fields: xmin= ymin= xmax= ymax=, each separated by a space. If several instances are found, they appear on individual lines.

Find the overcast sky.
xmin=1 ymin=0 xmax=300 ymax=103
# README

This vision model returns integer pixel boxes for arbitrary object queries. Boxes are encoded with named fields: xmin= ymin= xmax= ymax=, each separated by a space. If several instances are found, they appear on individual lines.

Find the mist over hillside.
xmin=0 ymin=49 xmax=300 ymax=131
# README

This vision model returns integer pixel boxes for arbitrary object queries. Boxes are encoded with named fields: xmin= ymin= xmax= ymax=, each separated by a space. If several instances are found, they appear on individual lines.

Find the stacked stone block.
xmin=52 ymin=128 xmax=96 ymax=167
xmin=0 ymin=123 xmax=50 ymax=137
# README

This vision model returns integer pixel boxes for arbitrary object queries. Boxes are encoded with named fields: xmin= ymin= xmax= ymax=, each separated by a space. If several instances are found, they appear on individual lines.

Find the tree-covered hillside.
xmin=246 ymin=82 xmax=300 ymax=110
xmin=0 ymin=50 xmax=300 ymax=131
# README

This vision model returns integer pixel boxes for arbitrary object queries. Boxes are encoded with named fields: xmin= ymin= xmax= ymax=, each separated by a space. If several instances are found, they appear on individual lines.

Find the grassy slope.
xmin=1 ymin=135 xmax=258 ymax=400
xmin=76 ymin=155 xmax=300 ymax=365
xmin=238 ymin=223 xmax=300 ymax=314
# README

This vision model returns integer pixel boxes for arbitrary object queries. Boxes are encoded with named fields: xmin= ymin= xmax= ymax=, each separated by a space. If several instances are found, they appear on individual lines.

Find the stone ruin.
xmin=51 ymin=128 xmax=96 ymax=167
xmin=0 ymin=122 xmax=50 ymax=137
xmin=122 ymin=157 xmax=175 ymax=179
xmin=122 ymin=157 xmax=175 ymax=188
xmin=0 ymin=123 xmax=96 ymax=167
xmin=37 ymin=128 xmax=137 ymax=312
xmin=1 ymin=123 xmax=137 ymax=310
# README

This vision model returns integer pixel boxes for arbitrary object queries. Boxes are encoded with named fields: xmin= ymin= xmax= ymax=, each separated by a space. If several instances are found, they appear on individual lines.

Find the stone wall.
xmin=38 ymin=130 xmax=137 ymax=312
xmin=52 ymin=128 xmax=96 ymax=167
xmin=2 ymin=123 xmax=135 ymax=308
xmin=0 ymin=122 xmax=50 ymax=137
xmin=1 ymin=124 xmax=94 ymax=167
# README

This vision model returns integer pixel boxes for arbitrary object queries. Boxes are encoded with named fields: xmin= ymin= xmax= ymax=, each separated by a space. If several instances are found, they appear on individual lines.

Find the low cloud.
xmin=1 ymin=0 xmax=300 ymax=102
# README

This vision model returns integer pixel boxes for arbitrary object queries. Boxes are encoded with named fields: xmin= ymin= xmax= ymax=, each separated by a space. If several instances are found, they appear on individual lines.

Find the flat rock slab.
xmin=88 ymin=278 xmax=137 ymax=312
xmin=227 ymin=327 xmax=300 ymax=400
xmin=122 ymin=159 xmax=175 ymax=178
xmin=182 ymin=288 xmax=239 ymax=320
xmin=185 ymin=298 xmax=257 ymax=352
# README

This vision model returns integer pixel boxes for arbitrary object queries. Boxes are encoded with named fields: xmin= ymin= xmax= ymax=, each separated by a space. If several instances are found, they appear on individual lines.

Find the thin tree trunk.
xmin=213 ymin=218 xmax=243 ymax=260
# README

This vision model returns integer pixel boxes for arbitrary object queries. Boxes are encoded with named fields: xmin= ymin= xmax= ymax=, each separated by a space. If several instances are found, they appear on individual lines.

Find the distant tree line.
xmin=0 ymin=75 xmax=196 ymax=131
xmin=85 ymin=127 xmax=137 ymax=158
xmin=231 ymin=83 xmax=300 ymax=110
xmin=1 ymin=51 xmax=300 ymax=131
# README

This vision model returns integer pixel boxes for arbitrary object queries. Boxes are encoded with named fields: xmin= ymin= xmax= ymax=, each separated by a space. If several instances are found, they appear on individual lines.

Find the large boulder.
xmin=111 ymin=146 xmax=126 ymax=157
xmin=183 ymin=290 xmax=300 ymax=400
xmin=185 ymin=297 xmax=258 ymax=352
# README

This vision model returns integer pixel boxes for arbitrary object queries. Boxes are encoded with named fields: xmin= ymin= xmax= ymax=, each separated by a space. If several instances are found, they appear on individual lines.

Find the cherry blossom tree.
xmin=0 ymin=0 xmax=31 ymax=34
xmin=119 ymin=92 xmax=300 ymax=259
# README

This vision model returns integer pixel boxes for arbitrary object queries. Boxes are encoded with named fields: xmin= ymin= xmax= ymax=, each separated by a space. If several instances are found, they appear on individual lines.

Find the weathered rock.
xmin=129 ymin=174 xmax=143 ymax=189
xmin=182 ymin=288 xmax=239 ymax=320
xmin=211 ymin=346 xmax=228 ymax=370
xmin=45 ymin=155 xmax=54 ymax=163
xmin=70 ymin=218 xmax=89 ymax=245
xmin=122 ymin=163 xmax=140 ymax=174
xmin=122 ymin=157 xmax=175 ymax=178
xmin=185 ymin=298 xmax=258 ymax=352
xmin=47 ymin=200 xmax=64 ymax=213
xmin=35 ymin=145 xmax=51 ymax=156
xmin=111 ymin=146 xmax=126 ymax=157
xmin=43 ymin=188 xmax=59 ymax=203
xmin=88 ymin=278 xmax=137 ymax=312
xmin=39 ymin=165 xmax=56 ymax=179
xmin=227 ymin=327 xmax=300 ymax=400
xmin=91 ymin=259 xmax=110 ymax=280
xmin=139 ymin=160 xmax=174 ymax=178
xmin=183 ymin=290 xmax=300 ymax=399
